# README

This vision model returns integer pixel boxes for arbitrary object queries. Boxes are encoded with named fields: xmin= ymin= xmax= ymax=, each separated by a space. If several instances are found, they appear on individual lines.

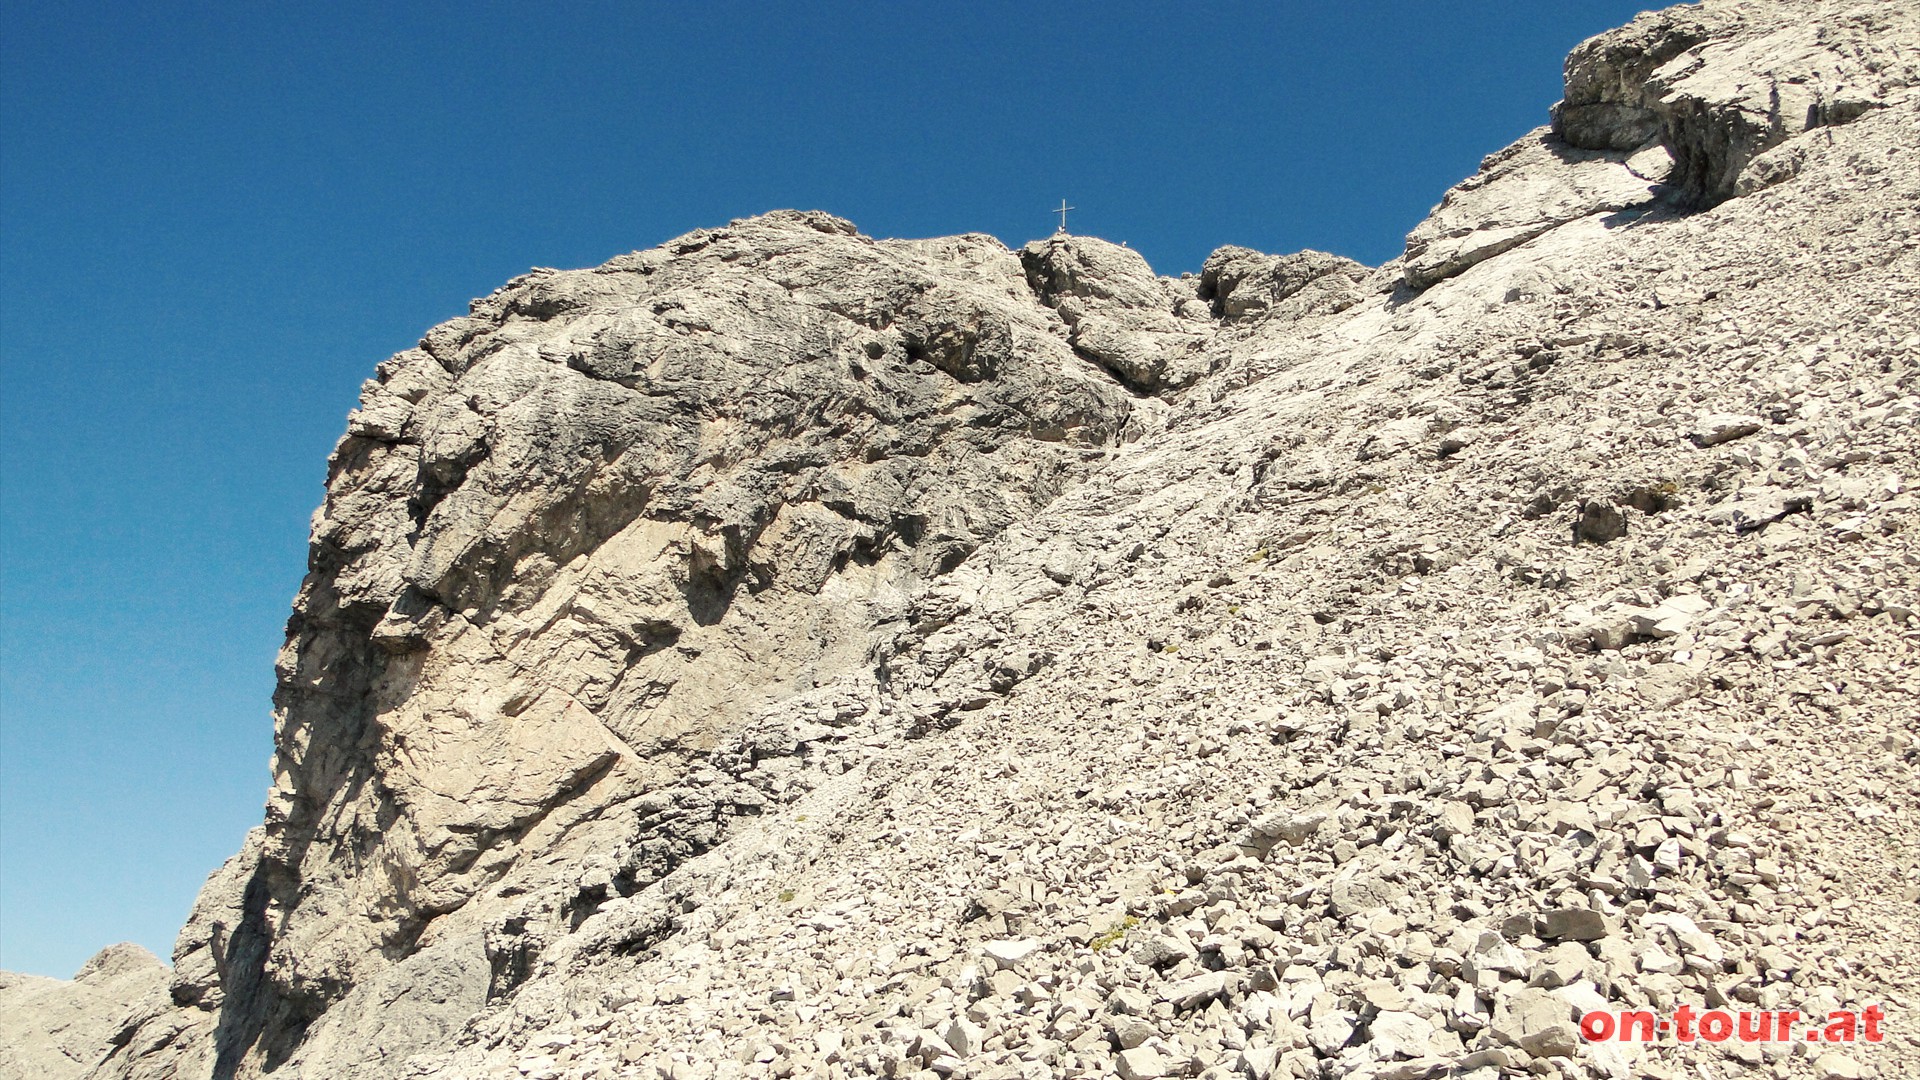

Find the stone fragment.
xmin=1132 ymin=933 xmax=1198 ymax=969
xmin=1107 ymin=1014 xmax=1156 ymax=1050
xmin=943 ymin=1018 xmax=983 ymax=1058
xmin=1236 ymin=1045 xmax=1281 ymax=1080
xmin=1623 ymin=594 xmax=1712 ymax=638
xmin=1466 ymin=930 xmax=1530 ymax=978
xmin=1701 ymin=486 xmax=1813 ymax=532
xmin=1451 ymin=982 xmax=1490 ymax=1032
xmin=1330 ymin=872 xmax=1404 ymax=919
xmin=1574 ymin=500 xmax=1627 ymax=543
xmin=1308 ymin=1009 xmax=1357 ymax=1055
xmin=1538 ymin=908 xmax=1608 ymax=942
xmin=982 ymin=938 xmax=1043 ymax=970
xmin=1637 ymin=944 xmax=1684 ymax=976
xmin=1115 ymin=1044 xmax=1172 ymax=1080
xmin=1367 ymin=1010 xmax=1435 ymax=1058
xmin=1489 ymin=987 xmax=1579 ymax=1058
xmin=1159 ymin=971 xmax=1236 ymax=1011
xmin=1252 ymin=806 xmax=1332 ymax=845
xmin=1689 ymin=414 xmax=1764 ymax=447
xmin=1436 ymin=801 xmax=1475 ymax=838
xmin=1813 ymin=1052 xmax=1866 ymax=1080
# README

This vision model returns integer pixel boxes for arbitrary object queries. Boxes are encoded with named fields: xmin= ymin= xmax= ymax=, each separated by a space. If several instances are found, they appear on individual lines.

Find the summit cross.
xmin=1055 ymin=200 xmax=1075 ymax=233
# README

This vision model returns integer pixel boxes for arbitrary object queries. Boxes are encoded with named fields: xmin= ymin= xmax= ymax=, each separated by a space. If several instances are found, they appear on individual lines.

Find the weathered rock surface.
xmin=86 ymin=214 xmax=1207 ymax=1080
xmin=8 ymin=3 xmax=1919 ymax=1079
xmin=0 ymin=946 xmax=170 ymax=1080
xmin=1197 ymin=246 xmax=1369 ymax=325
xmin=1406 ymin=0 xmax=1920 ymax=288
xmin=1401 ymin=129 xmax=1669 ymax=290
xmin=1554 ymin=0 xmax=1920 ymax=206
xmin=1018 ymin=234 xmax=1215 ymax=394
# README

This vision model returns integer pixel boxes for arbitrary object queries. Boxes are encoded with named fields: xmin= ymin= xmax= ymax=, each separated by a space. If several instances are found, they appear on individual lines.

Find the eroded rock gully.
xmin=6 ymin=3 xmax=1918 ymax=1079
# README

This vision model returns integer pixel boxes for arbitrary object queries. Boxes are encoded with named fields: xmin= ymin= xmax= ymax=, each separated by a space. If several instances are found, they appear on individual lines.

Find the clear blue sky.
xmin=0 ymin=0 xmax=1652 ymax=977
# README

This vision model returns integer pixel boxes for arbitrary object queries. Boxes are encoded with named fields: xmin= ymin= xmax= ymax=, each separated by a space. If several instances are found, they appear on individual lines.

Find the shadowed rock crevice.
xmin=1551 ymin=1 xmax=1918 ymax=209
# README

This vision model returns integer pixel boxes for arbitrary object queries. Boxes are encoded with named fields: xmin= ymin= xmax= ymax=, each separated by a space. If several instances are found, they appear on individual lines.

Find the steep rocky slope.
xmin=6 ymin=2 xmax=1917 ymax=1079
xmin=100 ymin=216 xmax=1224 ymax=1080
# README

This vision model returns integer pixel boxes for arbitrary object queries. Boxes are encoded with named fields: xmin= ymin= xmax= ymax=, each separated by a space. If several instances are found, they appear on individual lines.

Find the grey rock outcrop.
xmin=1018 ymin=233 xmax=1214 ymax=393
xmin=1401 ymin=129 xmax=1669 ymax=290
xmin=89 ymin=212 xmax=1228 ymax=1080
xmin=9 ymin=3 xmax=1919 ymax=1079
xmin=1406 ymin=0 xmax=1920 ymax=289
xmin=1197 ymin=246 xmax=1369 ymax=324
xmin=0 ymin=946 xmax=170 ymax=1080
xmin=1554 ymin=0 xmax=1920 ymax=206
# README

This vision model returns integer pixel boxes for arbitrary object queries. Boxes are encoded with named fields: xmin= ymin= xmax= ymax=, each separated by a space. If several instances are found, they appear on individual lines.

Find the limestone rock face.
xmin=1405 ymin=0 xmax=1920 ymax=288
xmin=88 ymin=210 xmax=1212 ymax=1080
xmin=1196 ymin=246 xmax=1369 ymax=324
xmin=1554 ymin=0 xmax=1920 ymax=207
xmin=0 ymin=946 xmax=170 ymax=1080
xmin=1401 ymin=129 xmax=1669 ymax=289
xmin=12 ymin=3 xmax=1920 ymax=1080
xmin=1018 ymin=233 xmax=1214 ymax=393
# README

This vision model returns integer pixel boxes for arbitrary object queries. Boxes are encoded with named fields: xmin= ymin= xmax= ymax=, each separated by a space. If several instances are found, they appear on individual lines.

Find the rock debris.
xmin=5 ymin=2 xmax=1919 ymax=1078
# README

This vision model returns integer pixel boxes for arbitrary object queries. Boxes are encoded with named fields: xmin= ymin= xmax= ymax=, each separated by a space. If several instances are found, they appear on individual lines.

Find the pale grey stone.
xmin=1115 ymin=1044 xmax=1171 ymax=1080
xmin=1488 ymin=987 xmax=1579 ymax=1058
xmin=30 ymin=7 xmax=1920 ymax=1080
xmin=0 ymin=946 xmax=170 ymax=1080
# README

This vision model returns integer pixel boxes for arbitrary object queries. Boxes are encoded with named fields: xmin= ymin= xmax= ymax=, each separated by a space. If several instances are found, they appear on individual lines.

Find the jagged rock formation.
xmin=1553 ymin=0 xmax=1915 ymax=207
xmin=1405 ymin=0 xmax=1918 ymax=290
xmin=9 ymin=2 xmax=1919 ymax=1079
xmin=0 ymin=946 xmax=170 ymax=1080
xmin=1016 ymin=233 xmax=1215 ymax=394
xmin=108 ymin=216 xmax=1201 ymax=1080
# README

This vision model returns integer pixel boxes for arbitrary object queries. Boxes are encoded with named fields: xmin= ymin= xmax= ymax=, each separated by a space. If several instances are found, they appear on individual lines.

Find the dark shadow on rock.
xmin=208 ymin=865 xmax=276 ymax=1079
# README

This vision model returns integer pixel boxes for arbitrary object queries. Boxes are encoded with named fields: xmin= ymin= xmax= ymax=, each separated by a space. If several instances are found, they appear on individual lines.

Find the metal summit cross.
xmin=1054 ymin=200 xmax=1075 ymax=233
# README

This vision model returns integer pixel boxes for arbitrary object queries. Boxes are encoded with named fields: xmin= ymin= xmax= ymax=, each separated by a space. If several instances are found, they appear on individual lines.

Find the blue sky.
xmin=0 ymin=0 xmax=1652 ymax=977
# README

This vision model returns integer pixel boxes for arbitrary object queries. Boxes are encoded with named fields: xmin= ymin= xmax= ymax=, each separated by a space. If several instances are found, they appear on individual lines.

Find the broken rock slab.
xmin=1402 ymin=129 xmax=1666 ymax=289
xmin=1489 ymin=986 xmax=1580 ymax=1058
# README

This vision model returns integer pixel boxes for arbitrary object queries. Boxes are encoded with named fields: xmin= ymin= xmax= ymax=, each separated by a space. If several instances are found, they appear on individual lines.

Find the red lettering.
xmin=1775 ymin=1009 xmax=1801 ymax=1040
xmin=1674 ymin=1004 xmax=1697 ymax=1042
xmin=1862 ymin=1005 xmax=1885 ymax=1043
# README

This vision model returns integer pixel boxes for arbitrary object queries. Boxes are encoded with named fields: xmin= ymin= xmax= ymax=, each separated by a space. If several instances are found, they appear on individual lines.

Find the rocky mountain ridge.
xmin=5 ymin=2 xmax=1918 ymax=1078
